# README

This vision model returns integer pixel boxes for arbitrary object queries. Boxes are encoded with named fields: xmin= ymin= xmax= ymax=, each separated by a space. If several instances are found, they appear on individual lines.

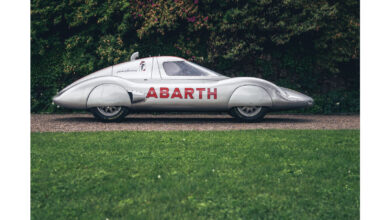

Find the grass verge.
xmin=31 ymin=130 xmax=359 ymax=219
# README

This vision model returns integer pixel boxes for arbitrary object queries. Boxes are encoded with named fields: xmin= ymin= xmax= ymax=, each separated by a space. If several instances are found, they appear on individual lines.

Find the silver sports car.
xmin=53 ymin=52 xmax=313 ymax=122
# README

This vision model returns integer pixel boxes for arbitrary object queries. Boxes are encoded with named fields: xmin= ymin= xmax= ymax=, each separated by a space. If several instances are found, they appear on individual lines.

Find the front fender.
xmin=86 ymin=84 xmax=132 ymax=108
xmin=228 ymin=85 xmax=272 ymax=108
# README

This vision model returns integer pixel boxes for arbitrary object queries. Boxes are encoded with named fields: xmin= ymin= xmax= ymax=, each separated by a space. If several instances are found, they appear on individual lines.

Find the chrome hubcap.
xmin=237 ymin=106 xmax=262 ymax=117
xmin=97 ymin=106 xmax=122 ymax=117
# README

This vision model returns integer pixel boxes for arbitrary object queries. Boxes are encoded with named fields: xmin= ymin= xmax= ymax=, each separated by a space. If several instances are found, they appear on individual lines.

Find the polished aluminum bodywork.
xmin=53 ymin=56 xmax=313 ymax=112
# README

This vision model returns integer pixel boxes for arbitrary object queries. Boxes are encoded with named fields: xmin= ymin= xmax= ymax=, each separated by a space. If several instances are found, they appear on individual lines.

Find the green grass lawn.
xmin=31 ymin=130 xmax=359 ymax=219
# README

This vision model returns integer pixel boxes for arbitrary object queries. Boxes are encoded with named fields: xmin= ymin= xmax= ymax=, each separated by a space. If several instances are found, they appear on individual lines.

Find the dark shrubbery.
xmin=31 ymin=0 xmax=359 ymax=113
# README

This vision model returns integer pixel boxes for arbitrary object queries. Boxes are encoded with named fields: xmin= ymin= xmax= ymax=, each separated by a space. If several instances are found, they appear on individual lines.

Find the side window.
xmin=163 ymin=61 xmax=208 ymax=76
xmin=114 ymin=59 xmax=152 ymax=79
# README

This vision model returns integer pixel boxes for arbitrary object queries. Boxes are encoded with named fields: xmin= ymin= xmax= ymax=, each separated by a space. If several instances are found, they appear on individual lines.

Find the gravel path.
xmin=31 ymin=113 xmax=359 ymax=132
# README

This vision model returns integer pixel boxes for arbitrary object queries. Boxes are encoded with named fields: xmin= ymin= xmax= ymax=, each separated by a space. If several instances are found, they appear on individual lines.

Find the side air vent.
xmin=128 ymin=90 xmax=146 ymax=103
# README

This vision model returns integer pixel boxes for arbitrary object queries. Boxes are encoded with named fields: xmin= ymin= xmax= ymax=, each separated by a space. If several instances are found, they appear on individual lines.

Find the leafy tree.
xmin=31 ymin=0 xmax=359 ymax=113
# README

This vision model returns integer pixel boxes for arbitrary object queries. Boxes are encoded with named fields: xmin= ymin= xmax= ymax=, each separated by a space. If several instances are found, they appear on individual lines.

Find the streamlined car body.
xmin=53 ymin=53 xmax=313 ymax=122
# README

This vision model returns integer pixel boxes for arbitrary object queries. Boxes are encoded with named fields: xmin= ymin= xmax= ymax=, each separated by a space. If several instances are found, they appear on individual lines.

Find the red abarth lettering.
xmin=184 ymin=88 xmax=194 ymax=99
xmin=146 ymin=87 xmax=217 ymax=99
xmin=146 ymin=87 xmax=158 ymax=98
xmin=196 ymin=88 xmax=205 ymax=99
xmin=207 ymin=88 xmax=217 ymax=99
xmin=171 ymin=88 xmax=183 ymax=99
xmin=160 ymin=87 xmax=170 ymax=98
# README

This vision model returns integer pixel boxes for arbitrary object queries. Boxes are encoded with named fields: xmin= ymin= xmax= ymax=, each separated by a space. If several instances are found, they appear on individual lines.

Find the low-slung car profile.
xmin=53 ymin=52 xmax=313 ymax=122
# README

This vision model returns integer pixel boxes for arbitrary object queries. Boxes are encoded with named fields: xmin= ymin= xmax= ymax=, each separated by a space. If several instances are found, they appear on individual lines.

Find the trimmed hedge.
xmin=31 ymin=0 xmax=359 ymax=113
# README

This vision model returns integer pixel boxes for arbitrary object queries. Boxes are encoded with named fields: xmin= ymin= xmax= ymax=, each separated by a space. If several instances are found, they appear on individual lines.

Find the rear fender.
xmin=87 ymin=84 xmax=132 ymax=108
xmin=228 ymin=85 xmax=272 ymax=108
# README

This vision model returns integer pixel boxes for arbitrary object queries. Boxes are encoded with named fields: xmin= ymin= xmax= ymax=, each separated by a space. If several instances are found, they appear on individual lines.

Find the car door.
xmin=139 ymin=57 xmax=225 ymax=110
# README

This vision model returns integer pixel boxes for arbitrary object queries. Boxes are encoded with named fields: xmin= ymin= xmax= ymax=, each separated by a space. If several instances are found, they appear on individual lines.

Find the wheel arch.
xmin=86 ymin=83 xmax=132 ymax=108
xmin=227 ymin=85 xmax=273 ymax=109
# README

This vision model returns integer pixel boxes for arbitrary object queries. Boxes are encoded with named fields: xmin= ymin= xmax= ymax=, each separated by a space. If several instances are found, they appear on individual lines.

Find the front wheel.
xmin=90 ymin=106 xmax=129 ymax=122
xmin=230 ymin=106 xmax=268 ymax=122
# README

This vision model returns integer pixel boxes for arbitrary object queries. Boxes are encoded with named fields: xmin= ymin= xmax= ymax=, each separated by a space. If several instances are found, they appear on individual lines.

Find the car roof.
xmin=139 ymin=56 xmax=186 ymax=62
xmin=112 ymin=56 xmax=186 ymax=69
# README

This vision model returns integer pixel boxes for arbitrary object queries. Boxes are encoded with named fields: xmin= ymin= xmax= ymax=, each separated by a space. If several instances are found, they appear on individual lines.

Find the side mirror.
xmin=130 ymin=52 xmax=139 ymax=61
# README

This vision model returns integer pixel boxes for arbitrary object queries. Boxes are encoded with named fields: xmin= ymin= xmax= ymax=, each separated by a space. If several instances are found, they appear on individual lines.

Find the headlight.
xmin=276 ymin=88 xmax=289 ymax=98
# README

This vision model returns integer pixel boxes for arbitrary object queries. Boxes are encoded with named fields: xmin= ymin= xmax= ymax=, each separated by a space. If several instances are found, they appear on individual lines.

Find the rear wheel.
xmin=231 ymin=106 xmax=268 ymax=122
xmin=90 ymin=106 xmax=129 ymax=122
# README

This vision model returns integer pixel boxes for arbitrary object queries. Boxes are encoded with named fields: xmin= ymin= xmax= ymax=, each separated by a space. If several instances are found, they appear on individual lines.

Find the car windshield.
xmin=163 ymin=61 xmax=223 ymax=77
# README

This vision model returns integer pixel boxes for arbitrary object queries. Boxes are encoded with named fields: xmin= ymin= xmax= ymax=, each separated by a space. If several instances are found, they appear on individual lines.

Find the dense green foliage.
xmin=31 ymin=130 xmax=359 ymax=219
xmin=31 ymin=0 xmax=359 ymax=113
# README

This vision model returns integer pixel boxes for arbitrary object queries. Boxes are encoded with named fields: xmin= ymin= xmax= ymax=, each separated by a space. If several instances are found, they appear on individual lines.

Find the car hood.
xmin=59 ymin=66 xmax=113 ymax=94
